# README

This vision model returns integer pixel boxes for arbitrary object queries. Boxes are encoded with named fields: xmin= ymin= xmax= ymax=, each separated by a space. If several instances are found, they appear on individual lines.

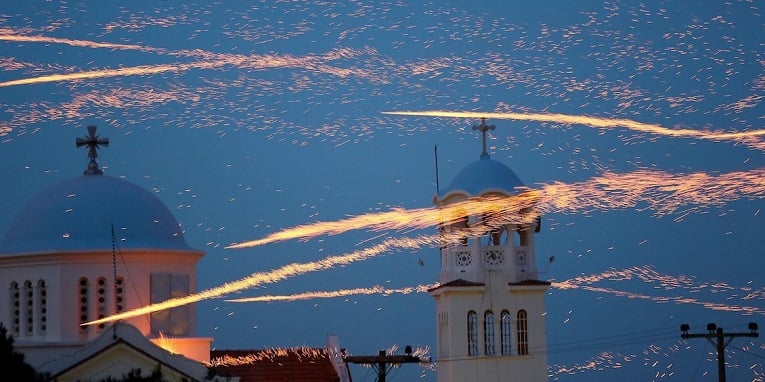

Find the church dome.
xmin=436 ymin=155 xmax=525 ymax=201
xmin=0 ymin=175 xmax=193 ymax=255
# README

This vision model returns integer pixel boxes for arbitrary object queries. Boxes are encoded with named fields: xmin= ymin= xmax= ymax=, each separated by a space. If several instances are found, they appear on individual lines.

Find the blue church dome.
xmin=436 ymin=155 xmax=525 ymax=200
xmin=0 ymin=175 xmax=194 ymax=255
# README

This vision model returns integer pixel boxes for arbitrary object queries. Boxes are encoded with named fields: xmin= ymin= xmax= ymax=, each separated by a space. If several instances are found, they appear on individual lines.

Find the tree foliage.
xmin=0 ymin=323 xmax=48 ymax=382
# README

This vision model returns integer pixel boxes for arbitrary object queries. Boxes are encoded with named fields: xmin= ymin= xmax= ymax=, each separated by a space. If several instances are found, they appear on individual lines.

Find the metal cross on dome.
xmin=76 ymin=125 xmax=109 ymax=175
xmin=472 ymin=117 xmax=495 ymax=159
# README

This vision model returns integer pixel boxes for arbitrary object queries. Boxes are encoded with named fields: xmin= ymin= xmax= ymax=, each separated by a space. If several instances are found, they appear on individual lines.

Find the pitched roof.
xmin=210 ymin=347 xmax=341 ymax=382
xmin=38 ymin=323 xmax=208 ymax=381
xmin=427 ymin=278 xmax=485 ymax=292
xmin=508 ymin=279 xmax=551 ymax=286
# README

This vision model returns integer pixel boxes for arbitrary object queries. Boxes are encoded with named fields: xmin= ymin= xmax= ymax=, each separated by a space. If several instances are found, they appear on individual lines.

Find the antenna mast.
xmin=434 ymin=145 xmax=440 ymax=193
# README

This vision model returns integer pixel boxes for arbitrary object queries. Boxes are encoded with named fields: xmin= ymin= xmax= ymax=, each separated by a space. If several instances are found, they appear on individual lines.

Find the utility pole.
xmin=680 ymin=322 xmax=759 ymax=382
xmin=343 ymin=346 xmax=423 ymax=382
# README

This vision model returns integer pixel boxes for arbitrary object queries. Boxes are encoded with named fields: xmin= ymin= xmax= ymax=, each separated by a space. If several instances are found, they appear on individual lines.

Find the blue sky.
xmin=1 ymin=1 xmax=763 ymax=380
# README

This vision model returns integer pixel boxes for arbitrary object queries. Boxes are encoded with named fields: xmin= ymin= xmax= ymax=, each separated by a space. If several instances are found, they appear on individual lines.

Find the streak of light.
xmin=0 ymin=32 xmax=164 ymax=53
xmin=554 ymin=265 xmax=765 ymax=315
xmin=82 ymin=235 xmax=440 ymax=326
xmin=225 ymin=283 xmax=438 ymax=303
xmin=91 ymin=167 xmax=765 ymax=325
xmin=226 ymin=192 xmax=538 ymax=249
xmin=0 ymin=29 xmax=376 ymax=87
xmin=221 ymin=264 xmax=765 ymax=317
xmin=382 ymin=110 xmax=765 ymax=148
xmin=0 ymin=62 xmax=222 ymax=87
xmin=228 ymin=167 xmax=765 ymax=249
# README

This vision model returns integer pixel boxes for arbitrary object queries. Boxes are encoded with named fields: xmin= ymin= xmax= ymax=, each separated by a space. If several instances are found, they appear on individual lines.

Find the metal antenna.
xmin=76 ymin=125 xmax=109 ymax=175
xmin=434 ymin=145 xmax=440 ymax=193
xmin=472 ymin=117 xmax=495 ymax=159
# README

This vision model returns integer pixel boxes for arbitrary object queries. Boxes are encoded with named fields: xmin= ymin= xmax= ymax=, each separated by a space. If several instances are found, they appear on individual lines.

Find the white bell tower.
xmin=429 ymin=119 xmax=550 ymax=382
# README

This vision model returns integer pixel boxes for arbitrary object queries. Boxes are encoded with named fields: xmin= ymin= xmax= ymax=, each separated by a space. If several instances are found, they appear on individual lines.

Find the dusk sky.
xmin=1 ymin=1 xmax=764 ymax=380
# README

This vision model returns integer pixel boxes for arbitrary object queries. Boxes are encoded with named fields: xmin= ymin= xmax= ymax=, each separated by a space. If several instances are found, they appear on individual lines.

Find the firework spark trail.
xmin=382 ymin=110 xmax=765 ymax=149
xmin=224 ymin=265 xmax=765 ymax=315
xmin=88 ymin=167 xmax=765 ymax=325
xmin=83 ymin=235 xmax=441 ymax=326
xmin=554 ymin=265 xmax=765 ymax=315
xmin=225 ymin=283 xmax=438 ymax=303
xmin=0 ymin=48 xmax=373 ymax=87
xmin=0 ymin=29 xmax=375 ymax=87
xmin=228 ymin=168 xmax=765 ymax=249
xmin=0 ymin=31 xmax=166 ymax=53
xmin=225 ymin=196 xmax=538 ymax=249
xmin=0 ymin=62 xmax=217 ymax=87
xmin=572 ymin=285 xmax=765 ymax=315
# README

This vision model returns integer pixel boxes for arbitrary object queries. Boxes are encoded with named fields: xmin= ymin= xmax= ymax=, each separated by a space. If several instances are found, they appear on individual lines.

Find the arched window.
xmin=484 ymin=310 xmax=495 ymax=355
xmin=517 ymin=310 xmax=528 ymax=355
xmin=37 ymin=280 xmax=47 ymax=336
xmin=10 ymin=282 xmax=20 ymax=337
xmin=500 ymin=310 xmax=512 ymax=355
xmin=467 ymin=311 xmax=478 ymax=356
xmin=23 ymin=280 xmax=33 ymax=336
xmin=78 ymin=277 xmax=89 ymax=333
xmin=96 ymin=277 xmax=107 ymax=330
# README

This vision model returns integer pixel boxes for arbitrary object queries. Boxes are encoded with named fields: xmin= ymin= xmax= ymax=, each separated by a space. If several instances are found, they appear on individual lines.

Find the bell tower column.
xmin=429 ymin=120 xmax=551 ymax=382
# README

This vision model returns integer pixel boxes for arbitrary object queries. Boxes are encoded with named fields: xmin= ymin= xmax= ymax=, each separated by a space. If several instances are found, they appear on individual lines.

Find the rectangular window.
xmin=150 ymin=273 xmax=190 ymax=336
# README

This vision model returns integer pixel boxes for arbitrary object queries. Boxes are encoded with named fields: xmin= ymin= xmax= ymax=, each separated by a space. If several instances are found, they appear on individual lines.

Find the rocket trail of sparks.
xmin=225 ymin=195 xmax=538 ymax=249
xmin=382 ymin=110 xmax=765 ymax=147
xmin=0 ymin=29 xmax=374 ymax=87
xmin=553 ymin=265 xmax=765 ymax=315
xmin=221 ymin=264 xmax=765 ymax=317
xmin=83 ymin=235 xmax=440 ymax=326
xmin=0 ymin=62 xmax=222 ymax=87
xmin=228 ymin=167 xmax=765 ymax=249
xmin=91 ymin=167 xmax=765 ymax=325
xmin=0 ymin=32 xmax=165 ymax=53
xmin=225 ymin=283 xmax=438 ymax=303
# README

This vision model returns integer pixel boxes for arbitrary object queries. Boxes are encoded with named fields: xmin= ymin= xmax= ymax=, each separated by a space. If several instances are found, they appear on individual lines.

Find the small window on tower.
xmin=10 ymin=281 xmax=20 ymax=337
xmin=150 ymin=273 xmax=190 ymax=336
xmin=78 ymin=277 xmax=89 ymax=333
xmin=23 ymin=280 xmax=33 ymax=337
xmin=96 ymin=277 xmax=107 ymax=330
xmin=115 ymin=277 xmax=125 ymax=313
xmin=37 ymin=280 xmax=47 ymax=335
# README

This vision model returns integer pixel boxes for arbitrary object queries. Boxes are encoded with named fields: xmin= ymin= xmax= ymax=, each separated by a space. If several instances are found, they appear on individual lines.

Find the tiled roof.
xmin=210 ymin=347 xmax=341 ymax=382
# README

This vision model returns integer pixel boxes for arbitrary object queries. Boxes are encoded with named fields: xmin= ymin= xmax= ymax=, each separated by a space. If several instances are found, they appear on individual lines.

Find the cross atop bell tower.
xmin=76 ymin=125 xmax=109 ymax=175
xmin=472 ymin=117 xmax=495 ymax=159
